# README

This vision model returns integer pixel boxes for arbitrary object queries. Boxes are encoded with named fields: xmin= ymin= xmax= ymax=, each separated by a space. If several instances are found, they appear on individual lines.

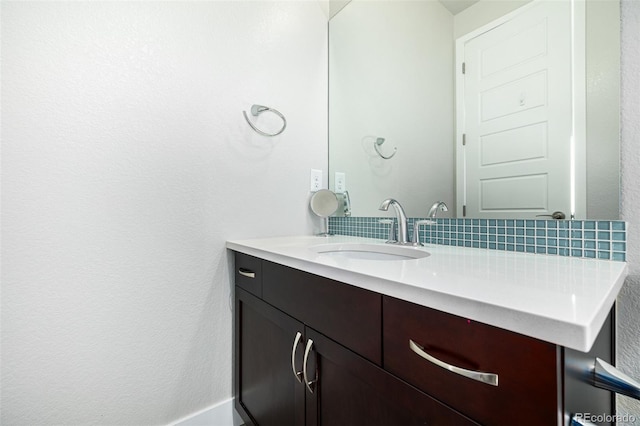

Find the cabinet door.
xmin=303 ymin=328 xmax=479 ymax=426
xmin=235 ymin=287 xmax=305 ymax=426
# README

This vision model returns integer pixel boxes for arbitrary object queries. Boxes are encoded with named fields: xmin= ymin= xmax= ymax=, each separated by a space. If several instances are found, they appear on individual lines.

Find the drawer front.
xmin=383 ymin=296 xmax=559 ymax=425
xmin=234 ymin=253 xmax=262 ymax=297
xmin=263 ymin=261 xmax=382 ymax=365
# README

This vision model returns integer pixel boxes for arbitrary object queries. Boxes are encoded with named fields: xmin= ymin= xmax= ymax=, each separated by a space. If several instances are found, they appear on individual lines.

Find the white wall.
xmin=618 ymin=0 xmax=640 ymax=420
xmin=0 ymin=1 xmax=327 ymax=424
xmin=329 ymin=0 xmax=454 ymax=217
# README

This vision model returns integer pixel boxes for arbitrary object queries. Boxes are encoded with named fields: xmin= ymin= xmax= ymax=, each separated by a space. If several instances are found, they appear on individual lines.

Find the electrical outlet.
xmin=335 ymin=172 xmax=346 ymax=193
xmin=310 ymin=169 xmax=323 ymax=192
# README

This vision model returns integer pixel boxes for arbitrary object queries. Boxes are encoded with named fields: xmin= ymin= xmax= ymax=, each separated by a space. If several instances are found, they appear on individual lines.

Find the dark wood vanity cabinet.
xmin=233 ymin=252 xmax=614 ymax=426
xmin=236 ymin=286 xmax=477 ymax=426
xmin=234 ymin=253 xmax=475 ymax=425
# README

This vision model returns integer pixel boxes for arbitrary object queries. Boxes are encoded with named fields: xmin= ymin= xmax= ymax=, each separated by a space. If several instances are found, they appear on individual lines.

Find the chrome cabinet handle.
xmin=291 ymin=332 xmax=303 ymax=383
xmin=303 ymin=339 xmax=317 ymax=393
xmin=594 ymin=357 xmax=640 ymax=400
xmin=409 ymin=339 xmax=499 ymax=386
xmin=238 ymin=268 xmax=255 ymax=279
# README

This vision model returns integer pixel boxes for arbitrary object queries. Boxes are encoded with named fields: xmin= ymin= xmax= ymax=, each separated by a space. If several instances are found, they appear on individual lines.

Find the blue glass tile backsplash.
xmin=329 ymin=217 xmax=627 ymax=262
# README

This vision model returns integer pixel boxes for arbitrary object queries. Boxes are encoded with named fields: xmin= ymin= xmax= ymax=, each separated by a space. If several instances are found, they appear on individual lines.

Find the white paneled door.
xmin=458 ymin=1 xmax=575 ymax=219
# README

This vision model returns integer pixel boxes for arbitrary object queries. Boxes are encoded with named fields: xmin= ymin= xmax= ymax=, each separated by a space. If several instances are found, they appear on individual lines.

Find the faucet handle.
xmin=428 ymin=201 xmax=449 ymax=219
xmin=412 ymin=219 xmax=436 ymax=246
xmin=379 ymin=219 xmax=397 ymax=243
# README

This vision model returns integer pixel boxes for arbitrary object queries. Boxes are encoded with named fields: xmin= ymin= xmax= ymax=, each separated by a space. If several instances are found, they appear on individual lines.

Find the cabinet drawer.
xmin=263 ymin=261 xmax=381 ymax=365
xmin=234 ymin=253 xmax=262 ymax=297
xmin=383 ymin=296 xmax=559 ymax=425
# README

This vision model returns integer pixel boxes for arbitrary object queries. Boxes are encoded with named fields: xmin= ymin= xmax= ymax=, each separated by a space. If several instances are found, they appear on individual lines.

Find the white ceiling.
xmin=439 ymin=0 xmax=481 ymax=15
xmin=329 ymin=0 xmax=480 ymax=19
xmin=330 ymin=1 xmax=481 ymax=19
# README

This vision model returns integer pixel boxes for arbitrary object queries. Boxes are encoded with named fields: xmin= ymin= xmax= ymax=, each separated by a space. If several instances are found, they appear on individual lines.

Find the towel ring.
xmin=242 ymin=104 xmax=287 ymax=137
xmin=374 ymin=137 xmax=397 ymax=159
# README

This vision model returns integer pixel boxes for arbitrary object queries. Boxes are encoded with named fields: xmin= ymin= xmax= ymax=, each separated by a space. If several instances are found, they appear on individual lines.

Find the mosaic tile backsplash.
xmin=329 ymin=217 xmax=627 ymax=262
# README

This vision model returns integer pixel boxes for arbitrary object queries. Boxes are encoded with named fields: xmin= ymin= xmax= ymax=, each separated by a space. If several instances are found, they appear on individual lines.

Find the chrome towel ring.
xmin=374 ymin=137 xmax=397 ymax=159
xmin=242 ymin=104 xmax=287 ymax=137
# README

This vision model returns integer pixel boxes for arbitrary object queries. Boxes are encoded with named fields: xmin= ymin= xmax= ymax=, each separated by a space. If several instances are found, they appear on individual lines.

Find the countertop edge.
xmin=226 ymin=240 xmax=628 ymax=352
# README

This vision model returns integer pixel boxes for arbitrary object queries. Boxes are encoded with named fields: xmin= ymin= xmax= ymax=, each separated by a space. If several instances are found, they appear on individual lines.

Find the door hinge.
xmin=462 ymin=62 xmax=466 ymax=74
xmin=462 ymin=134 xmax=466 ymax=146
xmin=463 ymin=205 xmax=467 ymax=217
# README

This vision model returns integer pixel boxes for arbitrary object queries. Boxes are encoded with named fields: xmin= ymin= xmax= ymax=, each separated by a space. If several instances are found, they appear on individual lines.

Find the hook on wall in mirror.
xmin=242 ymin=104 xmax=287 ymax=137
xmin=374 ymin=137 xmax=397 ymax=159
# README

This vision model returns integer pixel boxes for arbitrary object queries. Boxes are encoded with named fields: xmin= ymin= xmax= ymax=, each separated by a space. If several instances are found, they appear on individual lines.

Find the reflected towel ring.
xmin=374 ymin=137 xmax=397 ymax=159
xmin=242 ymin=104 xmax=287 ymax=137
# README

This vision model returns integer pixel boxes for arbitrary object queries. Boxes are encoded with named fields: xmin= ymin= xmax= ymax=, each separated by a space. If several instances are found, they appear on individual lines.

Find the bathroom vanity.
xmin=228 ymin=236 xmax=628 ymax=425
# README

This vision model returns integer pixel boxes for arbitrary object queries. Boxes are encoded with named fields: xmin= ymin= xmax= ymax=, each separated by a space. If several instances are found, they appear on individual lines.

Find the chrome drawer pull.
xmin=409 ymin=339 xmax=499 ymax=386
xmin=238 ymin=268 xmax=255 ymax=279
xmin=291 ymin=332 xmax=303 ymax=383
xmin=303 ymin=339 xmax=318 ymax=393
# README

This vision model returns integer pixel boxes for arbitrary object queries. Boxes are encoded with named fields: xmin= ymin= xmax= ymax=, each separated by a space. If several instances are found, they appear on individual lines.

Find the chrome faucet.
xmin=411 ymin=220 xmax=434 ymax=246
xmin=407 ymin=201 xmax=448 ymax=246
xmin=379 ymin=198 xmax=409 ymax=244
xmin=428 ymin=201 xmax=449 ymax=219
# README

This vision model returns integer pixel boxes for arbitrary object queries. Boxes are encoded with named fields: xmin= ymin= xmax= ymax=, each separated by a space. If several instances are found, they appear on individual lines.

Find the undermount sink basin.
xmin=310 ymin=243 xmax=430 ymax=261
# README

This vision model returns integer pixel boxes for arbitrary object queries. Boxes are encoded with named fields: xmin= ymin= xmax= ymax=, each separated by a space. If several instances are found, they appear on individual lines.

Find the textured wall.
xmin=618 ymin=0 xmax=640 ymax=420
xmin=0 ymin=2 xmax=327 ymax=424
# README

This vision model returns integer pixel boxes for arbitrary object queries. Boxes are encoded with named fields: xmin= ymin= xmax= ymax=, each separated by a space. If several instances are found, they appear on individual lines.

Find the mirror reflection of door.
xmin=457 ymin=0 xmax=581 ymax=219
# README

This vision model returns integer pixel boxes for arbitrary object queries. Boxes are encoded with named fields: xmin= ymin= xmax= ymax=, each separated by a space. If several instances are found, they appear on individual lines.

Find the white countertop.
xmin=226 ymin=235 xmax=628 ymax=352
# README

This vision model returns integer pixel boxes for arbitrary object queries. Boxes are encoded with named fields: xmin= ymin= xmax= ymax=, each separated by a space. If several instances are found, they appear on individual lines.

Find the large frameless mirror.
xmin=328 ymin=0 xmax=620 ymax=219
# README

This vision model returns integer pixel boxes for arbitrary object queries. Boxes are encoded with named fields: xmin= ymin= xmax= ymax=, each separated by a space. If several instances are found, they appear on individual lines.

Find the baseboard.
xmin=172 ymin=398 xmax=243 ymax=426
